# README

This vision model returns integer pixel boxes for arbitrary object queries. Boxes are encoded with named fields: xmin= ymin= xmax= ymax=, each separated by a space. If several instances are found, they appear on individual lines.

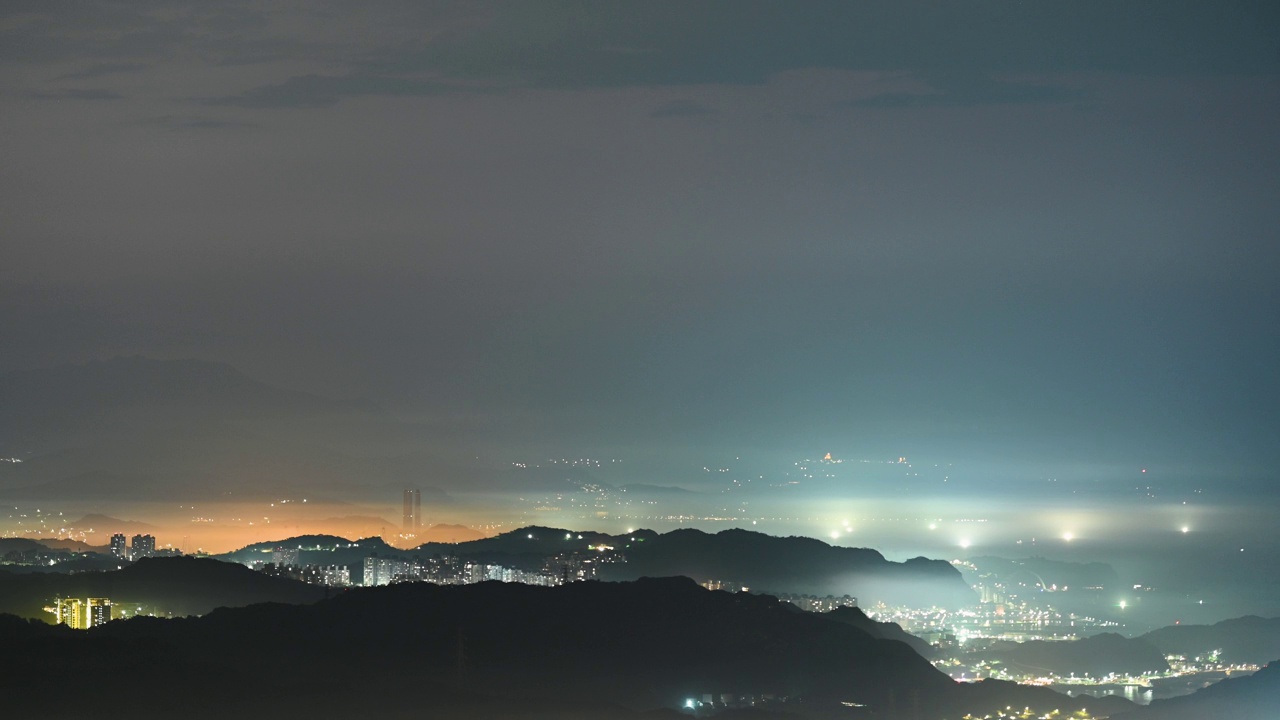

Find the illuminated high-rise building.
xmin=86 ymin=598 xmax=112 ymax=627
xmin=55 ymin=598 xmax=84 ymax=629
xmin=130 ymin=534 xmax=156 ymax=560
xmin=109 ymin=533 xmax=128 ymax=559
xmin=364 ymin=556 xmax=410 ymax=586
xmin=403 ymin=488 xmax=422 ymax=531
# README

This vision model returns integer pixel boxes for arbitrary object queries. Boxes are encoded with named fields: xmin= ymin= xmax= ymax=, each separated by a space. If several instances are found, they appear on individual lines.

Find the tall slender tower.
xmin=403 ymin=488 xmax=422 ymax=531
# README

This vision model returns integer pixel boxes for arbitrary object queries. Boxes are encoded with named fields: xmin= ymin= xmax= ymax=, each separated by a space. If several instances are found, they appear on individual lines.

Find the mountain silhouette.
xmin=220 ymin=524 xmax=975 ymax=607
xmin=977 ymin=632 xmax=1169 ymax=677
xmin=593 ymin=527 xmax=974 ymax=607
xmin=825 ymin=605 xmax=938 ymax=658
xmin=1114 ymin=660 xmax=1280 ymax=720
xmin=0 ymin=575 xmax=1128 ymax=719
xmin=1141 ymin=615 xmax=1280 ymax=666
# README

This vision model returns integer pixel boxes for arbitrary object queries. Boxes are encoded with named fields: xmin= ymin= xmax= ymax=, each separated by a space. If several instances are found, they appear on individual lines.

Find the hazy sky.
xmin=3 ymin=1 xmax=1279 ymax=469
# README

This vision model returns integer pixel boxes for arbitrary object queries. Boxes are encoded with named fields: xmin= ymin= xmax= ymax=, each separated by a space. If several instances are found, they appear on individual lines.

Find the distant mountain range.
xmin=978 ymin=632 xmax=1170 ymax=677
xmin=0 ymin=572 xmax=1128 ymax=720
xmin=594 ymin=526 xmax=973 ymax=606
xmin=978 ymin=615 xmax=1280 ymax=680
xmin=67 ymin=513 xmax=159 ymax=534
xmin=1142 ymin=616 xmax=1280 ymax=666
xmin=219 ymin=524 xmax=975 ymax=607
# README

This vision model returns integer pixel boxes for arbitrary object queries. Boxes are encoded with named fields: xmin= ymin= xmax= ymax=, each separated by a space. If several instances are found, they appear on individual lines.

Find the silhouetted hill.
xmin=231 ymin=533 xmax=359 ymax=552
xmin=416 ymin=522 xmax=486 ymax=543
xmin=825 ymin=606 xmax=938 ymax=658
xmin=0 ymin=538 xmax=113 ymax=572
xmin=33 ymin=537 xmax=107 ymax=553
xmin=1114 ymin=660 xmax=1280 ymax=720
xmin=1141 ymin=615 xmax=1280 ymax=665
xmin=0 ymin=577 xmax=1128 ymax=720
xmin=67 ymin=513 xmax=159 ymax=533
xmin=225 ymin=525 xmax=974 ymax=606
xmin=0 ymin=538 xmax=49 ymax=554
xmin=415 ymin=524 xmax=622 ymax=555
xmin=977 ymin=632 xmax=1169 ymax=677
xmin=218 ymin=534 xmax=396 ymax=566
xmin=596 ymin=527 xmax=974 ymax=607
xmin=0 ymin=556 xmax=326 ymax=619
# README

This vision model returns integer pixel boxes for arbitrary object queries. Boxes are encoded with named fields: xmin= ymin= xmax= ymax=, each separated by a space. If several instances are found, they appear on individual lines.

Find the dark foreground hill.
xmin=0 ymin=577 xmax=1125 ymax=720
xmin=0 ymin=556 xmax=326 ymax=619
xmin=825 ymin=606 xmax=938 ymax=659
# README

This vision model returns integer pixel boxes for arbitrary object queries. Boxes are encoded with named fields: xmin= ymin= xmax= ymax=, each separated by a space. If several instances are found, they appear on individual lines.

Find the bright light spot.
xmin=685 ymin=699 xmax=696 ymax=709
xmin=830 ymin=531 xmax=840 ymax=540
xmin=959 ymin=539 xmax=971 ymax=549
xmin=1119 ymin=600 xmax=1127 ymax=610
xmin=928 ymin=523 xmax=937 ymax=530
xmin=527 ymin=534 xmax=533 ymax=539
xmin=626 ymin=528 xmax=634 ymax=534
xmin=1181 ymin=526 xmax=1190 ymax=533
xmin=1063 ymin=532 xmax=1074 ymax=542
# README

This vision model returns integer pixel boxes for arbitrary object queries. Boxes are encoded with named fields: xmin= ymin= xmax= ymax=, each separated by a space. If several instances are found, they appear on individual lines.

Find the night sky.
xmin=4 ymin=1 xmax=1279 ymax=474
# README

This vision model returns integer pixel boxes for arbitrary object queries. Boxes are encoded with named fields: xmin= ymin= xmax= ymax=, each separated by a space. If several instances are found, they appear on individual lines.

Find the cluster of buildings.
xmin=44 ymin=597 xmax=113 ymax=629
xmin=256 ymin=546 xmax=625 ymax=590
xmin=361 ymin=555 xmax=558 ymax=587
xmin=361 ymin=550 xmax=619 ymax=588
xmin=109 ymin=533 xmax=157 ymax=561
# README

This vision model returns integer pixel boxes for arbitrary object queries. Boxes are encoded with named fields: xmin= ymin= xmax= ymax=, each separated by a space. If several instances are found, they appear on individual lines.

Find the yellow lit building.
xmin=45 ymin=597 xmax=113 ymax=629
xmin=55 ymin=598 xmax=84 ymax=629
